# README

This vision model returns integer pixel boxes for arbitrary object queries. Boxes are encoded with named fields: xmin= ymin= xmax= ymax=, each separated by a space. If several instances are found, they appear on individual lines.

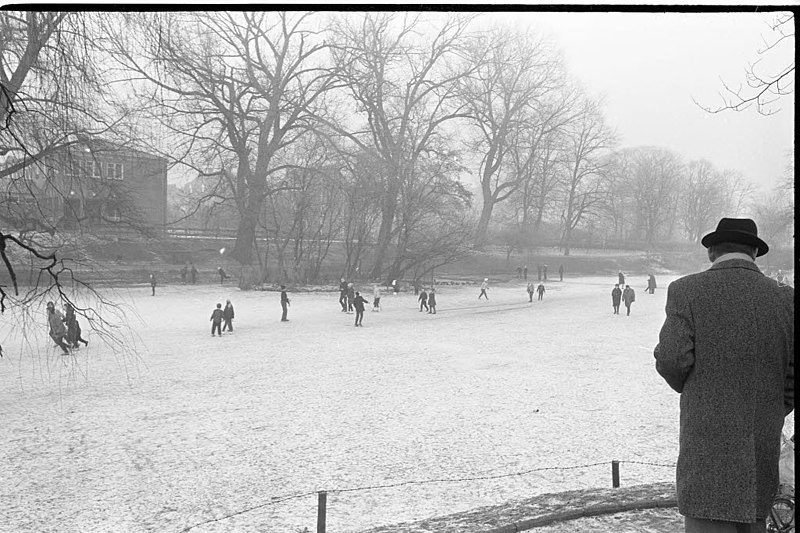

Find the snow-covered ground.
xmin=1 ymin=275 xmax=793 ymax=533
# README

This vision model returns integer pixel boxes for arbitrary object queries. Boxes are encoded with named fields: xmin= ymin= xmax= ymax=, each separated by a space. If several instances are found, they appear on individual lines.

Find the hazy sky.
xmin=478 ymin=10 xmax=794 ymax=194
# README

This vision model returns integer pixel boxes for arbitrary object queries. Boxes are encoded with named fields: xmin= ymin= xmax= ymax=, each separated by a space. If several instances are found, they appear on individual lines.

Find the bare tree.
xmin=680 ymin=159 xmax=731 ymax=243
xmin=1 ymin=11 xmax=137 ymax=357
xmin=556 ymin=98 xmax=615 ymax=255
xmin=697 ymin=13 xmax=794 ymax=115
xmin=458 ymin=28 xmax=566 ymax=246
xmin=329 ymin=12 xmax=477 ymax=280
xmin=104 ymin=11 xmax=336 ymax=267
xmin=623 ymin=147 xmax=684 ymax=246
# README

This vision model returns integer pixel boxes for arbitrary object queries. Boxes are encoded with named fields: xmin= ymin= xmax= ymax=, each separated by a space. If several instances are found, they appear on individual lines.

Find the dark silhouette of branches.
xmin=696 ymin=13 xmax=794 ymax=115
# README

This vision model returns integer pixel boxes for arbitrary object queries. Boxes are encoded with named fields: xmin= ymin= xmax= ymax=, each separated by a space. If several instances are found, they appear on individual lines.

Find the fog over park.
xmin=0 ymin=8 xmax=794 ymax=533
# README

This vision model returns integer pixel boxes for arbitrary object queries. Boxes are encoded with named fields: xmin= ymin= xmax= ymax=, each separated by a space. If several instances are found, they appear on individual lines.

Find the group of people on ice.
xmin=46 ymin=301 xmax=89 ymax=355
xmin=210 ymin=300 xmax=236 ymax=336
xmin=514 ymin=264 xmax=565 ymax=282
xmin=610 ymin=272 xmax=656 ymax=315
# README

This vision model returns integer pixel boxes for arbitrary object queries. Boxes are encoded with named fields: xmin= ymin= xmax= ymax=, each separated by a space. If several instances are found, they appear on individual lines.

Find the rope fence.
xmin=179 ymin=458 xmax=677 ymax=532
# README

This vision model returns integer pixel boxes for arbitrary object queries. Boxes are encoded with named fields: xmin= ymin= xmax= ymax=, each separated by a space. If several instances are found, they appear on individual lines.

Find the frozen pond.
xmin=1 ymin=275 xmax=792 ymax=532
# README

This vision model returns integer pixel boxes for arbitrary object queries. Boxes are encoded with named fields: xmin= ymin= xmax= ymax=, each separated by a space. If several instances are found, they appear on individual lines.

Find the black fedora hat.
xmin=701 ymin=217 xmax=769 ymax=257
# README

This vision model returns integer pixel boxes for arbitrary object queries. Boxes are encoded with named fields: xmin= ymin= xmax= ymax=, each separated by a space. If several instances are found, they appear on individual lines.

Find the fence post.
xmin=612 ymin=460 xmax=620 ymax=488
xmin=317 ymin=491 xmax=327 ymax=533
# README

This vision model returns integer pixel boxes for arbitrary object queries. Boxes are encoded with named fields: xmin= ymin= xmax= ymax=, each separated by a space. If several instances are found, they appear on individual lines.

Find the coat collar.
xmin=708 ymin=258 xmax=762 ymax=273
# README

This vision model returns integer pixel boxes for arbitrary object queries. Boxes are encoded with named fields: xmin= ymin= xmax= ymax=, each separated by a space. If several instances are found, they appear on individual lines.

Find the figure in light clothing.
xmin=372 ymin=285 xmax=381 ymax=311
xmin=47 ymin=302 xmax=70 ymax=354
xmin=478 ymin=278 xmax=489 ymax=300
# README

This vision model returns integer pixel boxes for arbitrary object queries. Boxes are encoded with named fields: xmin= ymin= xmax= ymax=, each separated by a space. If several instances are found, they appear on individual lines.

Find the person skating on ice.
xmin=222 ymin=299 xmax=235 ymax=333
xmin=372 ymin=284 xmax=381 ymax=311
xmin=418 ymin=287 xmax=429 ymax=312
xmin=149 ymin=273 xmax=156 ymax=296
xmin=353 ymin=291 xmax=368 ymax=326
xmin=280 ymin=285 xmax=290 ymax=321
xmin=46 ymin=302 xmax=70 ymax=355
xmin=537 ymin=282 xmax=545 ymax=300
xmin=527 ymin=282 xmax=535 ymax=302
xmin=218 ymin=266 xmax=228 ymax=285
xmin=64 ymin=303 xmax=88 ymax=349
xmin=478 ymin=278 xmax=489 ymax=299
xmin=210 ymin=303 xmax=223 ymax=336
xmin=427 ymin=288 xmax=437 ymax=314
xmin=346 ymin=282 xmax=355 ymax=313
xmin=339 ymin=278 xmax=348 ymax=311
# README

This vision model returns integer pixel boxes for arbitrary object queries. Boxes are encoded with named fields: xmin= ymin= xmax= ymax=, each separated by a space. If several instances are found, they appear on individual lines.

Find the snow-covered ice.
xmin=0 ymin=276 xmax=793 ymax=532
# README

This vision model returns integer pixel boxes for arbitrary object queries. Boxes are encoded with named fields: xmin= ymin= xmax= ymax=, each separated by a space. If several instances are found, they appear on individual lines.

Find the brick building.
xmin=1 ymin=142 xmax=168 ymax=232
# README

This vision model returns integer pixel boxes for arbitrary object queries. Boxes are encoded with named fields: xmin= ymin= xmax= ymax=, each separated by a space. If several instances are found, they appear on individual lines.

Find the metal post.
xmin=612 ymin=460 xmax=620 ymax=488
xmin=317 ymin=491 xmax=327 ymax=533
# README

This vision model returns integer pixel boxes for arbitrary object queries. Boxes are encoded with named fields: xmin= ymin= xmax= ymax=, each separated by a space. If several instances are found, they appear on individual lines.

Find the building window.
xmin=108 ymin=162 xmax=124 ymax=180
xmin=104 ymin=204 xmax=122 ymax=222
xmin=91 ymin=160 xmax=104 ymax=179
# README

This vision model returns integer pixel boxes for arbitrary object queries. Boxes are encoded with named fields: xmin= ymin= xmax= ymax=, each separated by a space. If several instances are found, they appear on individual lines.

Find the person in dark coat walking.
xmin=516 ymin=266 xmax=522 ymax=279
xmin=218 ymin=266 xmax=227 ymax=285
xmin=558 ymin=264 xmax=564 ymax=281
xmin=280 ymin=285 xmax=290 ymax=321
xmin=222 ymin=300 xmax=235 ymax=333
xmin=64 ymin=303 xmax=88 ymax=348
xmin=210 ymin=303 xmax=223 ymax=336
xmin=611 ymin=284 xmax=622 ymax=314
xmin=149 ymin=273 xmax=157 ymax=296
xmin=618 ymin=270 xmax=625 ymax=286
xmin=338 ymin=278 xmax=348 ymax=311
xmin=622 ymin=285 xmax=635 ymax=315
xmin=418 ymin=287 xmax=429 ymax=312
xmin=190 ymin=264 xmax=198 ymax=284
xmin=527 ymin=282 xmax=535 ymax=302
xmin=353 ymin=291 xmax=368 ymax=326
xmin=654 ymin=217 xmax=794 ymax=532
xmin=646 ymin=273 xmax=657 ymax=294
xmin=427 ymin=288 xmax=437 ymax=314
xmin=536 ymin=282 xmax=545 ymax=300
xmin=46 ymin=302 xmax=70 ymax=354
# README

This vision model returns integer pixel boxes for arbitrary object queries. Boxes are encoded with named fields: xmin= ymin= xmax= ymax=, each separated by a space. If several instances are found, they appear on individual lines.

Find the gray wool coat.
xmin=654 ymin=259 xmax=794 ymax=522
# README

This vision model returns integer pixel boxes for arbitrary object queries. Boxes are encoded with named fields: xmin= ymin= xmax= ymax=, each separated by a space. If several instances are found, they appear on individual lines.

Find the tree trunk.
xmin=370 ymin=178 xmax=400 ymax=278
xmin=473 ymin=185 xmax=495 ymax=247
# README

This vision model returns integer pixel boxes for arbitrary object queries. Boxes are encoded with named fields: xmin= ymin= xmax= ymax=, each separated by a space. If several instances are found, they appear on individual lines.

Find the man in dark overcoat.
xmin=611 ymin=283 xmax=622 ymax=314
xmin=654 ymin=218 xmax=794 ymax=533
